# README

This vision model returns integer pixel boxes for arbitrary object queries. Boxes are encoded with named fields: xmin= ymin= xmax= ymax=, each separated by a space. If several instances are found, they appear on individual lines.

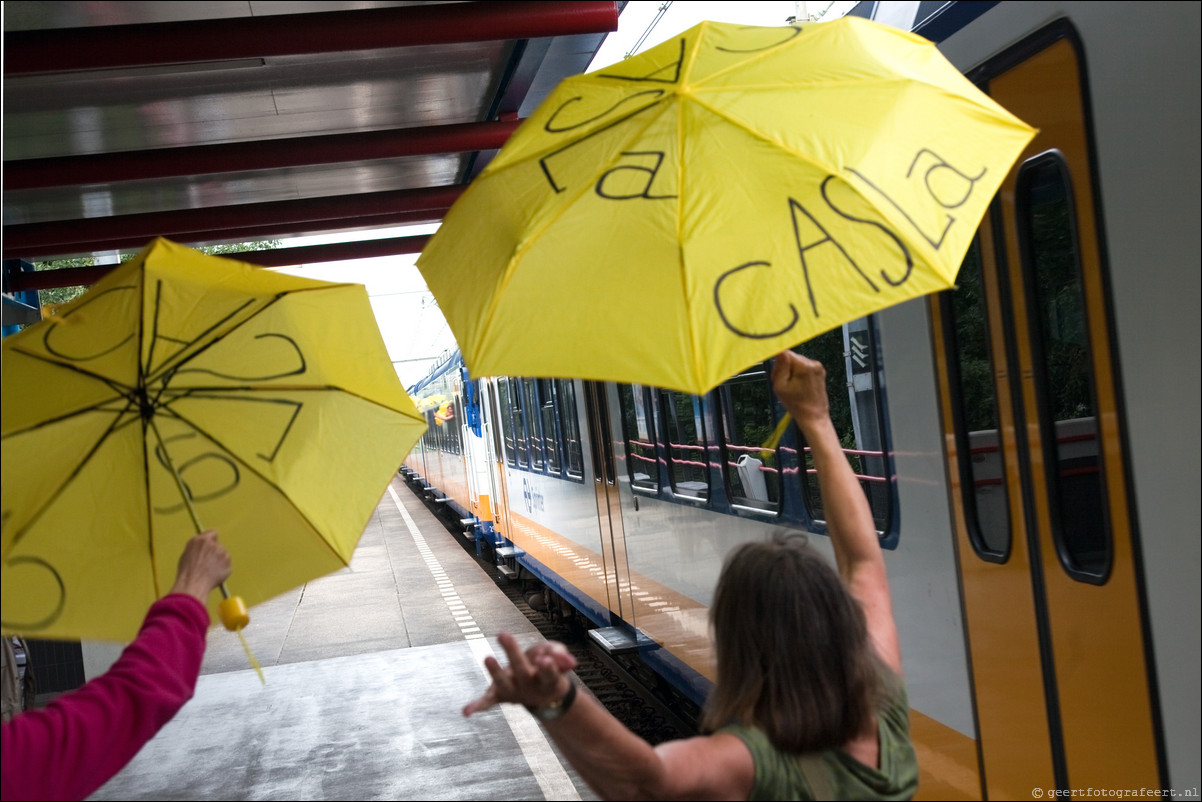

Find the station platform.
xmin=88 ymin=477 xmax=599 ymax=801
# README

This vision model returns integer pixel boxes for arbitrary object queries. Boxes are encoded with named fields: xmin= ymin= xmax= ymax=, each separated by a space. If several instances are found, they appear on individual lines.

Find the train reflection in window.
xmin=557 ymin=379 xmax=586 ymax=481
xmin=522 ymin=378 xmax=544 ymax=471
xmin=658 ymin=389 xmax=709 ymax=501
xmin=1018 ymin=153 xmax=1111 ymax=581
xmin=945 ymin=239 xmax=1012 ymax=559
xmin=618 ymin=384 xmax=661 ymax=492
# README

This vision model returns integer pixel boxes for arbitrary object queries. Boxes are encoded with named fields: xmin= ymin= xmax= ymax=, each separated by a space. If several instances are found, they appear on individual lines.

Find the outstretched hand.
xmin=463 ymin=632 xmax=577 ymax=717
xmin=168 ymin=530 xmax=232 ymax=604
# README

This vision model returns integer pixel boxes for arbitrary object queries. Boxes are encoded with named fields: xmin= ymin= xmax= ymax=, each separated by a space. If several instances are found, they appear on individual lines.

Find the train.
xmin=401 ymin=2 xmax=1199 ymax=799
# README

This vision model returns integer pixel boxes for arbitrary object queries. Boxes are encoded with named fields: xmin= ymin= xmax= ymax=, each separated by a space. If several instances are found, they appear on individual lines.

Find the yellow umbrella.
xmin=417 ymin=16 xmax=1036 ymax=395
xmin=1 ymin=238 xmax=426 ymax=642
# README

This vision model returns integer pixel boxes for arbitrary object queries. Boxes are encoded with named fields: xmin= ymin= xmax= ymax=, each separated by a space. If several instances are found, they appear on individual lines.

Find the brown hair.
xmin=701 ymin=531 xmax=887 ymax=753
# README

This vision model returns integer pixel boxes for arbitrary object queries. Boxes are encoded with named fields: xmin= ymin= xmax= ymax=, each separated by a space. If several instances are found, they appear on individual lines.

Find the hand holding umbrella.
xmin=167 ymin=529 xmax=233 ymax=605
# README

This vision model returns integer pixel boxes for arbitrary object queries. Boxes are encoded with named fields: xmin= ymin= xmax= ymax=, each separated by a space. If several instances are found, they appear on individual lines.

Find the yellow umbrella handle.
xmin=218 ymin=588 xmax=250 ymax=632
xmin=760 ymin=412 xmax=793 ymax=457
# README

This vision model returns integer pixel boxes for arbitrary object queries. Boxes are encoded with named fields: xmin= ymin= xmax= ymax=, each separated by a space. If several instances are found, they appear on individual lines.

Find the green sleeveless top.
xmin=717 ymin=685 xmax=919 ymax=801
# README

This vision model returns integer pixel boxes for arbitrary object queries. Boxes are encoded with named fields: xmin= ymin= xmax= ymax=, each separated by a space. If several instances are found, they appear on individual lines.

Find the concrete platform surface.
xmin=86 ymin=479 xmax=599 ymax=801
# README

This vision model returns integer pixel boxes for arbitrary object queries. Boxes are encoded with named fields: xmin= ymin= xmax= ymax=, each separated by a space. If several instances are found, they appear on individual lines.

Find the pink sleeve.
xmin=1 ymin=594 xmax=210 ymax=802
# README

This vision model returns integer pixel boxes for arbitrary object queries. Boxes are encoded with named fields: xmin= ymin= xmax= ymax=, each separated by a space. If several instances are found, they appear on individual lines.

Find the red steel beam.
xmin=4 ymin=2 xmax=619 ymax=75
xmin=4 ymin=120 xmax=523 ymax=191
xmin=6 ymin=235 xmax=434 ymax=292
xmin=2 ymin=186 xmax=462 ymax=260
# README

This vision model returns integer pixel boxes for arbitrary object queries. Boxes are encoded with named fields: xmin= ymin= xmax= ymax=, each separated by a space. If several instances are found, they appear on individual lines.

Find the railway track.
xmin=415 ymin=491 xmax=701 ymax=745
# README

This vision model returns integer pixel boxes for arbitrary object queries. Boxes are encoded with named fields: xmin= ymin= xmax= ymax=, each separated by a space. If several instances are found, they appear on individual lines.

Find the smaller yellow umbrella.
xmin=1 ymin=238 xmax=426 ymax=642
xmin=417 ymin=15 xmax=1037 ymax=395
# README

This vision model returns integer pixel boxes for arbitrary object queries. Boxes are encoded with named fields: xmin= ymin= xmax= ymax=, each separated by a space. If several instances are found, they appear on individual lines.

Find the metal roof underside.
xmin=2 ymin=1 xmax=621 ymax=290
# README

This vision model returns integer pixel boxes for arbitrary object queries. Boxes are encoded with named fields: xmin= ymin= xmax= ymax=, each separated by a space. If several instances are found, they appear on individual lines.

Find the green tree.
xmin=34 ymin=240 xmax=283 ymax=310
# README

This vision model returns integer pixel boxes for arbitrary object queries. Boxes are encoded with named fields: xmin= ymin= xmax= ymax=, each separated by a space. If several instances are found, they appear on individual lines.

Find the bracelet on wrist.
xmin=525 ymin=678 xmax=577 ymax=721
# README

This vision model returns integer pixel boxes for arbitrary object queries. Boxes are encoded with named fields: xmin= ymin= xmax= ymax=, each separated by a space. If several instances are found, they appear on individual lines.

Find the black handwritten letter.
xmin=597 ymin=39 xmax=686 ymax=84
xmin=907 ymin=149 xmax=987 ymax=209
xmin=716 ymin=25 xmax=802 ymax=53
xmin=42 ymin=285 xmax=137 ymax=362
xmin=595 ymin=152 xmax=677 ymax=201
xmin=713 ymin=261 xmax=800 ymax=339
xmin=818 ymin=177 xmax=914 ymax=288
xmin=539 ymin=92 xmax=665 ymax=193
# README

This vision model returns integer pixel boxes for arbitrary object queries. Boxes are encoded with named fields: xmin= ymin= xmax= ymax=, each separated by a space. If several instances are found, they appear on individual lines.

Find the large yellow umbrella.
xmin=1 ymin=238 xmax=426 ymax=642
xmin=417 ymin=16 xmax=1036 ymax=395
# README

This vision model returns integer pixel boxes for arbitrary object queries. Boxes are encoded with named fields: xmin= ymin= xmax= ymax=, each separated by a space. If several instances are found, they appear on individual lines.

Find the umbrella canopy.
xmin=417 ymin=16 xmax=1036 ymax=395
xmin=1 ymin=238 xmax=426 ymax=642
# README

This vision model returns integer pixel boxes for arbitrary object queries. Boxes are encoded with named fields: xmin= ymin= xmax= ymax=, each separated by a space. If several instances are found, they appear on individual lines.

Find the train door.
xmin=488 ymin=377 xmax=516 ymax=543
xmin=583 ymin=381 xmax=633 ymax=623
xmin=932 ymin=23 xmax=1160 ymax=798
xmin=462 ymin=375 xmax=494 ymax=527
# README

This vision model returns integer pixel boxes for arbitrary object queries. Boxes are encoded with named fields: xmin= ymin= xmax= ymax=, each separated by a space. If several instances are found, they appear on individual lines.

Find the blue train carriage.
xmin=406 ymin=2 xmax=1200 ymax=799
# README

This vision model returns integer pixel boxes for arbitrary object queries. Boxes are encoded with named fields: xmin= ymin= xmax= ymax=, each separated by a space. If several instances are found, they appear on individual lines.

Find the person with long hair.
xmin=464 ymin=351 xmax=918 ymax=800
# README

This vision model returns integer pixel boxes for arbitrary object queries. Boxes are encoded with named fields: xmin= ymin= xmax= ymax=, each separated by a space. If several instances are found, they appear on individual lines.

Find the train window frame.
xmin=537 ymin=379 xmax=562 ymax=476
xmin=657 ymin=388 xmax=710 ymax=503
xmin=495 ymin=377 xmax=518 ymax=468
xmin=795 ymin=322 xmax=895 ymax=541
xmin=521 ymin=378 xmax=546 ymax=472
xmin=1015 ymin=150 xmax=1113 ymax=584
xmin=617 ymin=383 xmax=661 ymax=494
xmin=557 ymin=379 xmax=586 ymax=482
xmin=715 ymin=362 xmax=785 ymax=517
xmin=938 ymin=234 xmax=1013 ymax=563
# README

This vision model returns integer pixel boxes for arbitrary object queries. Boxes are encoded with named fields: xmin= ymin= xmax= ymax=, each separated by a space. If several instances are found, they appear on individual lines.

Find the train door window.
xmin=796 ymin=325 xmax=892 ymax=534
xmin=1017 ymin=153 xmax=1110 ymax=580
xmin=716 ymin=362 xmax=783 ymax=514
xmin=617 ymin=384 xmax=659 ymax=491
xmin=942 ymin=239 xmax=1012 ymax=559
xmin=511 ymin=379 xmax=530 ymax=469
xmin=537 ymin=379 xmax=561 ymax=475
xmin=521 ymin=379 xmax=545 ymax=471
xmin=557 ymin=379 xmax=585 ymax=481
xmin=496 ymin=378 xmax=517 ymax=467
xmin=658 ymin=389 xmax=709 ymax=501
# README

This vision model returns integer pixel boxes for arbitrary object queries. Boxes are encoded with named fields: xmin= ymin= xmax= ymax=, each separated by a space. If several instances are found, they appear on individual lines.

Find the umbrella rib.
xmin=2 ymin=405 xmax=135 ymax=557
xmin=5 ymin=343 xmax=136 ymax=393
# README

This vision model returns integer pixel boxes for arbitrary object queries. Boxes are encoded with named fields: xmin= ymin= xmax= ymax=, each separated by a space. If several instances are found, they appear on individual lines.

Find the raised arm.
xmin=464 ymin=633 xmax=753 ymax=801
xmin=771 ymin=351 xmax=902 ymax=675
xmin=1 ymin=531 xmax=231 ymax=802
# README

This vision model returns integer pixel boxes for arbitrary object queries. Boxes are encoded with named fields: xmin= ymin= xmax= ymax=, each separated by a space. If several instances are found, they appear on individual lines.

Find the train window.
xmin=449 ymin=397 xmax=463 ymax=455
xmin=658 ymin=389 xmax=709 ymax=501
xmin=511 ymin=379 xmax=530 ymax=469
xmin=496 ymin=378 xmax=517 ymax=467
xmin=537 ymin=379 xmax=561 ymax=475
xmin=521 ymin=379 xmax=545 ymax=471
xmin=716 ymin=362 xmax=783 ymax=514
xmin=796 ymin=324 xmax=892 ymax=535
xmin=617 ymin=384 xmax=660 ymax=492
xmin=557 ymin=379 xmax=585 ymax=481
xmin=943 ymin=240 xmax=1011 ymax=559
xmin=1017 ymin=153 xmax=1111 ymax=581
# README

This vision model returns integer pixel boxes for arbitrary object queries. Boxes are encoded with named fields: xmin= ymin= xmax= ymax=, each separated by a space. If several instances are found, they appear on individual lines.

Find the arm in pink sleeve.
xmin=1 ymin=594 xmax=210 ymax=802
